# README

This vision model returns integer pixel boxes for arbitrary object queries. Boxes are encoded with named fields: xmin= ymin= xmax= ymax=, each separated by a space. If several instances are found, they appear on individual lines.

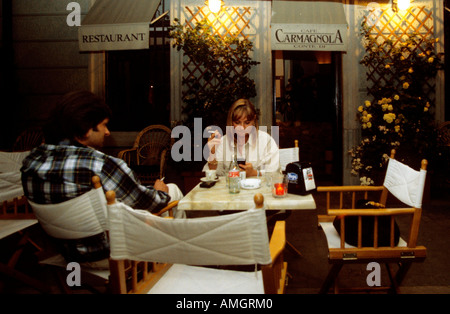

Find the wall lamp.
xmin=393 ymin=0 xmax=411 ymax=12
xmin=206 ymin=0 xmax=223 ymax=13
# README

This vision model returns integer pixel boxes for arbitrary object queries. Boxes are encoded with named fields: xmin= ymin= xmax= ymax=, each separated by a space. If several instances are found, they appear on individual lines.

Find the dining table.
xmin=178 ymin=175 xmax=316 ymax=257
xmin=178 ymin=176 xmax=316 ymax=211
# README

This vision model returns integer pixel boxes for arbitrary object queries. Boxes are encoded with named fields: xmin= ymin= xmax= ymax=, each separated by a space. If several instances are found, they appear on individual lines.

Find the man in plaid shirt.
xmin=21 ymin=91 xmax=183 ymax=265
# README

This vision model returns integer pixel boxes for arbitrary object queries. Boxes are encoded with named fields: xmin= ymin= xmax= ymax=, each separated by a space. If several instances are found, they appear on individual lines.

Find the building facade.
xmin=0 ymin=0 xmax=446 ymax=184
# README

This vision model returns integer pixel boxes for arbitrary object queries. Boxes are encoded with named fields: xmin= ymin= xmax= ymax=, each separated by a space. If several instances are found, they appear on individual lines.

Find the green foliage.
xmin=169 ymin=18 xmax=259 ymax=130
xmin=349 ymin=20 xmax=444 ymax=185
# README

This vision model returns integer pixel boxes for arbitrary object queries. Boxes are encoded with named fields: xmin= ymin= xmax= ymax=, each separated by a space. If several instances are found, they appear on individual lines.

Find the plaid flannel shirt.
xmin=21 ymin=143 xmax=170 ymax=210
xmin=21 ymin=143 xmax=171 ymax=262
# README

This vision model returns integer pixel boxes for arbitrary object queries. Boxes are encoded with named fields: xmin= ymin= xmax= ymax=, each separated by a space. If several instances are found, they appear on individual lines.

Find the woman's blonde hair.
xmin=226 ymin=99 xmax=258 ymax=147
xmin=226 ymin=99 xmax=258 ymax=129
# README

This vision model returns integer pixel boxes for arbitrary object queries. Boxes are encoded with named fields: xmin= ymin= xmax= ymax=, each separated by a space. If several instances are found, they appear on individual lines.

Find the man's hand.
xmin=154 ymin=179 xmax=169 ymax=193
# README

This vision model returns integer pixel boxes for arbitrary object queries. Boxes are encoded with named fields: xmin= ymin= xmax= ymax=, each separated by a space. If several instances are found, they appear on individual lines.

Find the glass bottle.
xmin=228 ymin=154 xmax=240 ymax=194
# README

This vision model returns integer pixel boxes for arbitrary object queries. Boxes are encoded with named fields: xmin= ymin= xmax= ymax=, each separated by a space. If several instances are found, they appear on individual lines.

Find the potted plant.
xmin=349 ymin=20 xmax=444 ymax=186
xmin=169 ymin=18 xmax=260 ymax=131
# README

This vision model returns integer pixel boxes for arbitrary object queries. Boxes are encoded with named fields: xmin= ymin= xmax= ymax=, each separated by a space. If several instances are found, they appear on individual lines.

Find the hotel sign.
xmin=78 ymin=24 xmax=149 ymax=52
xmin=271 ymin=23 xmax=348 ymax=51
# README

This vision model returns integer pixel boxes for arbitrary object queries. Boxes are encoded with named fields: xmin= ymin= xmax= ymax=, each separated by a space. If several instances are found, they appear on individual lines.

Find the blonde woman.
xmin=204 ymin=99 xmax=280 ymax=177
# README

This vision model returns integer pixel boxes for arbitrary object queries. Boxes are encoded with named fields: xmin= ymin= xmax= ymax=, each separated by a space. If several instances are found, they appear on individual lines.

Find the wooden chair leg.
xmin=286 ymin=240 xmax=303 ymax=257
xmin=384 ymin=261 xmax=413 ymax=294
xmin=394 ymin=262 xmax=412 ymax=289
xmin=319 ymin=264 xmax=343 ymax=294
xmin=0 ymin=262 xmax=50 ymax=293
xmin=385 ymin=263 xmax=399 ymax=294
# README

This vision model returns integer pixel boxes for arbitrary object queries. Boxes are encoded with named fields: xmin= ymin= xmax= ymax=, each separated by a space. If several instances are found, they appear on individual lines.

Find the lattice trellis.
xmin=181 ymin=6 xmax=253 ymax=99
xmin=363 ymin=6 xmax=436 ymax=101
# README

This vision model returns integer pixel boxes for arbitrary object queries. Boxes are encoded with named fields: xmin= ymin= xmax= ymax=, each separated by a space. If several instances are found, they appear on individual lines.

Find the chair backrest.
xmin=107 ymin=191 xmax=271 ymax=266
xmin=107 ymin=192 xmax=287 ymax=294
xmin=383 ymin=157 xmax=427 ymax=209
xmin=28 ymin=176 xmax=108 ymax=239
xmin=0 ymin=151 xmax=34 ymax=218
xmin=12 ymin=127 xmax=44 ymax=152
xmin=134 ymin=125 xmax=173 ymax=165
xmin=0 ymin=151 xmax=30 ymax=202
xmin=279 ymin=139 xmax=299 ymax=171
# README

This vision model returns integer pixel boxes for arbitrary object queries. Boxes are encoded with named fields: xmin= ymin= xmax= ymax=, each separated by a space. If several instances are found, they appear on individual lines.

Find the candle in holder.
xmin=273 ymin=182 xmax=287 ymax=197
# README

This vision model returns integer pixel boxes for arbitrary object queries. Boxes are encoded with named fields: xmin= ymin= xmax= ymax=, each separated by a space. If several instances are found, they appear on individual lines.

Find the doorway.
xmin=273 ymin=50 xmax=343 ymax=185
xmin=105 ymin=46 xmax=171 ymax=132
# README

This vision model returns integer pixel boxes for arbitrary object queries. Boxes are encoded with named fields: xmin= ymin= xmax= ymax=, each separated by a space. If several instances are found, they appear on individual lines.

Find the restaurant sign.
xmin=270 ymin=1 xmax=348 ymax=52
xmin=271 ymin=23 xmax=348 ymax=51
xmin=78 ymin=24 xmax=149 ymax=52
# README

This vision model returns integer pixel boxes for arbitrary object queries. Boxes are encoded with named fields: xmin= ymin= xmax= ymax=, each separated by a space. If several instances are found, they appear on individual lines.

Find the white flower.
xmin=360 ymin=176 xmax=374 ymax=186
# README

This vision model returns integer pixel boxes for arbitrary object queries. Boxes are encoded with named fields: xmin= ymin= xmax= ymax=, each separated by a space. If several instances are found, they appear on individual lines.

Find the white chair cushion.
xmin=149 ymin=264 xmax=264 ymax=294
xmin=40 ymin=254 xmax=110 ymax=280
xmin=0 ymin=219 xmax=38 ymax=240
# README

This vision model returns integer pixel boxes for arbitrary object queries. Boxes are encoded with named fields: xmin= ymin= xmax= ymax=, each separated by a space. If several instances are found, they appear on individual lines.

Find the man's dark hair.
xmin=44 ymin=90 xmax=112 ymax=144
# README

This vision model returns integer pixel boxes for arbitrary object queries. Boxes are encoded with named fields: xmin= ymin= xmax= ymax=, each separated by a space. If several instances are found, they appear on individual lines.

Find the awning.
xmin=271 ymin=1 xmax=348 ymax=51
xmin=78 ymin=0 xmax=162 ymax=52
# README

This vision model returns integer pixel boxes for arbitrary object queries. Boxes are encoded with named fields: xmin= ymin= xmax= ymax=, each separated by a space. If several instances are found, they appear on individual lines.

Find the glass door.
xmin=273 ymin=50 xmax=343 ymax=185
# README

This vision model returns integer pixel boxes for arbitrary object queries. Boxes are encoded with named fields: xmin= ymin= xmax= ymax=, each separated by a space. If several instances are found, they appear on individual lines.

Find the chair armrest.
xmin=1 ymin=196 xmax=35 ymax=219
xmin=317 ymin=186 xmax=385 ymax=192
xmin=328 ymin=208 xmax=416 ymax=217
xmin=317 ymin=185 xmax=388 ymax=209
xmin=318 ymin=214 xmax=335 ymax=223
xmin=269 ymin=220 xmax=286 ymax=261
xmin=118 ymin=148 xmax=138 ymax=165
xmin=154 ymin=200 xmax=179 ymax=217
xmin=160 ymin=148 xmax=169 ymax=178
xmin=263 ymin=220 xmax=287 ymax=294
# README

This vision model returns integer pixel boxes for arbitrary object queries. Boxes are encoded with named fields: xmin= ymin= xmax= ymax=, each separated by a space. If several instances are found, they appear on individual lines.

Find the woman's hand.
xmin=239 ymin=163 xmax=258 ymax=177
xmin=207 ymin=131 xmax=221 ymax=155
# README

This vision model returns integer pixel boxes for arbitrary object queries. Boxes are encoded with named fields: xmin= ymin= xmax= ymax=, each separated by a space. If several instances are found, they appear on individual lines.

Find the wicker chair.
xmin=12 ymin=127 xmax=44 ymax=152
xmin=118 ymin=125 xmax=173 ymax=185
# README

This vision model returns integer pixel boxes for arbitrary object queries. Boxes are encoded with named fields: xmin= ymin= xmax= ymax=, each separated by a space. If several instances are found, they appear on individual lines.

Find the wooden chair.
xmin=28 ymin=175 xmax=178 ymax=293
xmin=268 ymin=139 xmax=303 ymax=256
xmin=0 ymin=151 xmax=35 ymax=219
xmin=28 ymin=176 xmax=111 ymax=292
xmin=317 ymin=149 xmax=427 ymax=293
xmin=0 ymin=151 xmax=46 ymax=292
xmin=118 ymin=125 xmax=173 ymax=185
xmin=106 ymin=192 xmax=287 ymax=294
xmin=279 ymin=139 xmax=299 ymax=172
xmin=0 ymin=204 xmax=46 ymax=293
